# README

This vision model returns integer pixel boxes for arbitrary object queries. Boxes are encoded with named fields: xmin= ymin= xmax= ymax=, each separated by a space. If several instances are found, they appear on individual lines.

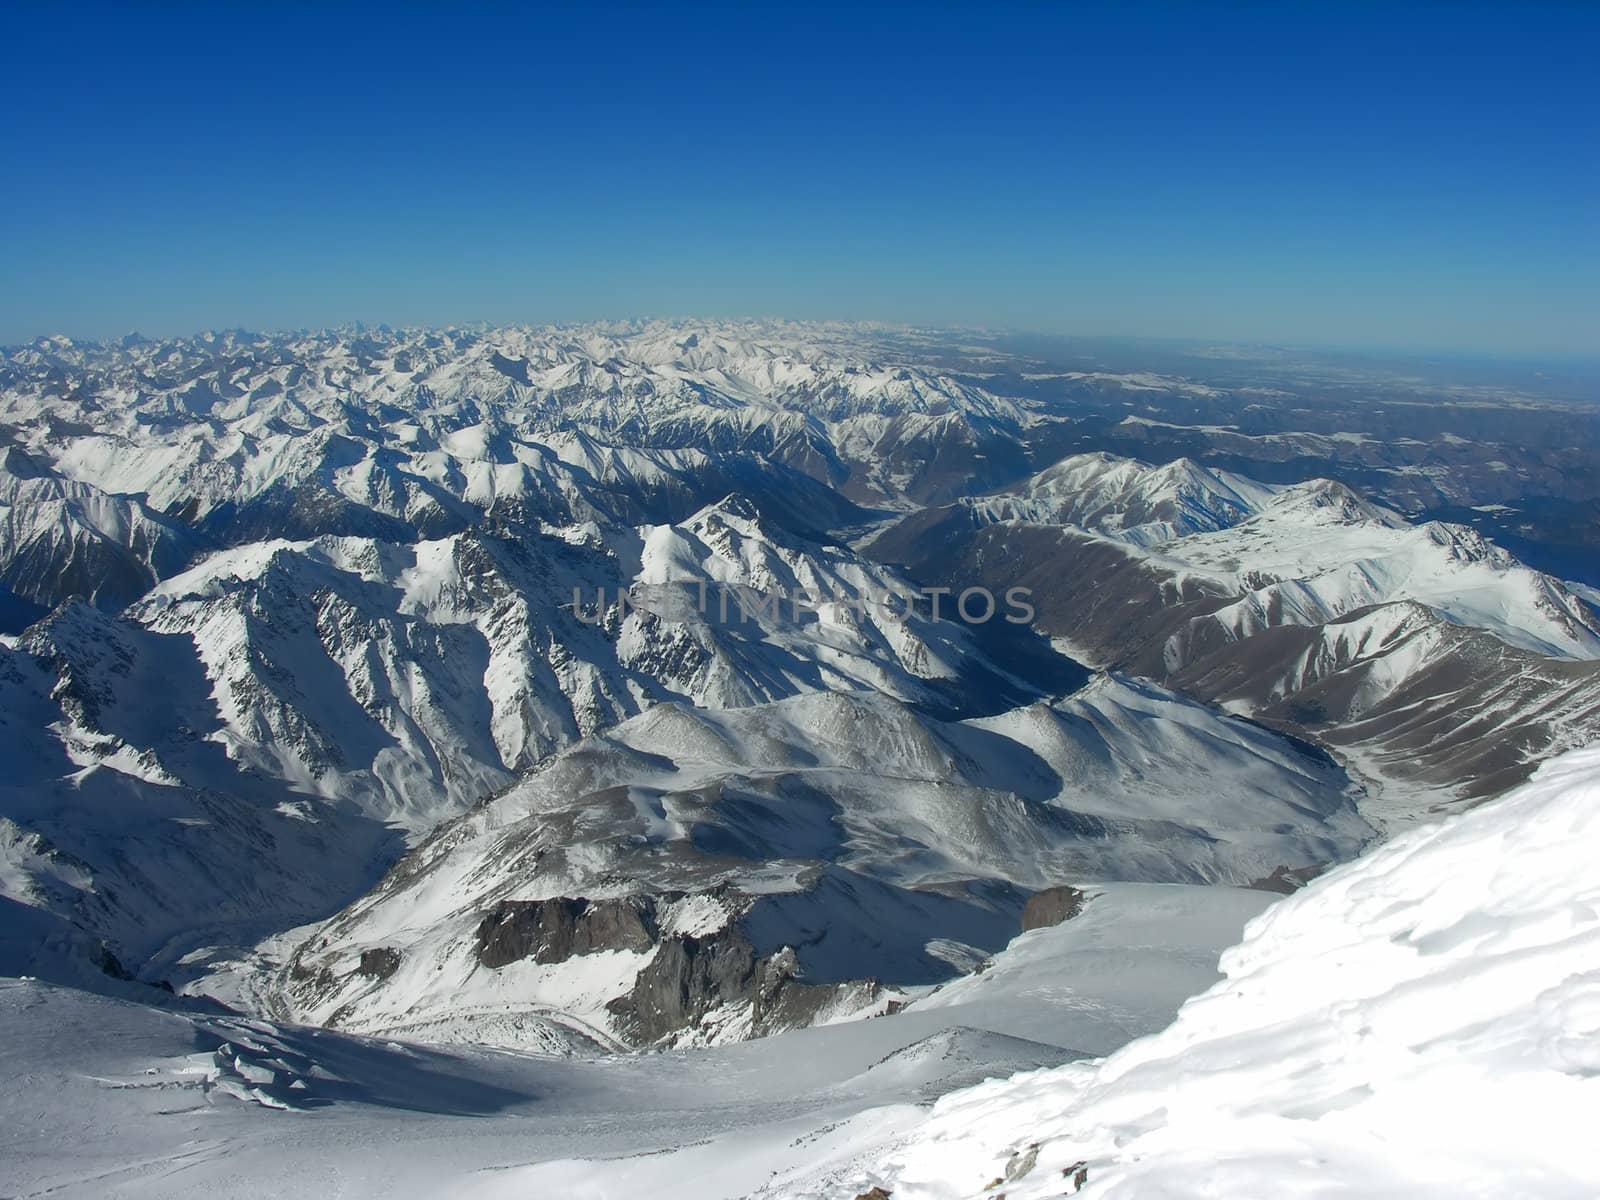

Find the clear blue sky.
xmin=3 ymin=2 xmax=1595 ymax=353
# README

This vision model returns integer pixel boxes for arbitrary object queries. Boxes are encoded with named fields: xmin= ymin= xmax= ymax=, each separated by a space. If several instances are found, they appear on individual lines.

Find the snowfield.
xmin=0 ymin=883 xmax=1272 ymax=1198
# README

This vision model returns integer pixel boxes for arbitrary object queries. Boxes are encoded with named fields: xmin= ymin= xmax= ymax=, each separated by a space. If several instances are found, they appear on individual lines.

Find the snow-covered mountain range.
xmin=1 ymin=320 xmax=1596 ymax=1195
xmin=874 ymin=449 xmax=1600 ymax=815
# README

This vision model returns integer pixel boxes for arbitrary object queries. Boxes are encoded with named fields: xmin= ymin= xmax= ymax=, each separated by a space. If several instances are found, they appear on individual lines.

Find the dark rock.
xmin=90 ymin=942 xmax=133 ymax=981
xmin=609 ymin=928 xmax=759 ymax=1044
xmin=476 ymin=899 xmax=581 ymax=968
xmin=1247 ymin=864 xmax=1326 ymax=895
xmin=288 ymin=958 xmax=333 ymax=987
xmin=356 ymin=947 xmax=402 ymax=980
xmin=750 ymin=945 xmax=883 ymax=1034
xmin=470 ymin=890 xmax=889 ymax=1046
xmin=608 ymin=929 xmax=886 ymax=1045
xmin=571 ymin=896 xmax=661 ymax=957
xmin=855 ymin=1189 xmax=892 ymax=1200
xmin=474 ymin=896 xmax=660 ymax=968
xmin=1021 ymin=885 xmax=1087 ymax=931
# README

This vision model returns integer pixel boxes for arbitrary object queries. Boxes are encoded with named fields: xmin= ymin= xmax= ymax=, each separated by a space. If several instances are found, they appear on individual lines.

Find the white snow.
xmin=0 ymin=881 xmax=1270 ymax=1198
xmin=966 ymin=451 xmax=1282 ymax=545
xmin=967 ymin=451 xmax=1600 ymax=661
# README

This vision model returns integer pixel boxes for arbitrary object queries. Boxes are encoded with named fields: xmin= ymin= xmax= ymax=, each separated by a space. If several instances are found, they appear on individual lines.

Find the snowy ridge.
xmin=869 ymin=453 xmax=1600 ymax=812
xmin=122 ymin=498 xmax=1034 ymax=827
xmin=0 ymin=444 xmax=196 ymax=613
xmin=0 ymin=602 xmax=403 ymax=969
xmin=1153 ymin=482 xmax=1600 ymax=661
xmin=957 ymin=450 xmax=1600 ymax=661
xmin=965 ymin=451 xmax=1283 ymax=545
xmin=0 ymin=496 xmax=1060 ymax=984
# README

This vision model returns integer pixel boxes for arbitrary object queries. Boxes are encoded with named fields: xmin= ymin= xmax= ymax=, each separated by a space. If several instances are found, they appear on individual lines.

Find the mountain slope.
xmin=0 ymin=492 xmax=1080 ymax=989
xmin=870 ymin=452 xmax=1600 ymax=813
xmin=964 ymin=451 xmax=1283 ymax=545
xmin=0 ymin=602 xmax=403 ymax=971
xmin=0 ymin=444 xmax=197 ymax=619
xmin=266 ymin=676 xmax=1370 ymax=1049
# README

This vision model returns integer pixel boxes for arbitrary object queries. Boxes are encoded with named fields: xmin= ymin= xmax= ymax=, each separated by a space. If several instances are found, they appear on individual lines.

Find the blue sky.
xmin=3 ymin=2 xmax=1595 ymax=353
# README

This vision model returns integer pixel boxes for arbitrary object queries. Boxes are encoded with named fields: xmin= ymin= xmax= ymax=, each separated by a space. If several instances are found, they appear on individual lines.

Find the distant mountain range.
xmin=1 ymin=320 xmax=1596 ymax=1052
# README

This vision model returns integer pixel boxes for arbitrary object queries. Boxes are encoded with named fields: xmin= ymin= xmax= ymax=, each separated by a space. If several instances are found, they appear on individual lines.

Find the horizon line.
xmin=7 ymin=317 xmax=1599 ymax=372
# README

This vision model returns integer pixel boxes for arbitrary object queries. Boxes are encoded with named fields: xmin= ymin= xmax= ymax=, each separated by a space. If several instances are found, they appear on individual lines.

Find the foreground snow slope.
xmin=770 ymin=743 xmax=1600 ymax=1199
xmin=0 ymin=884 xmax=1269 ymax=1199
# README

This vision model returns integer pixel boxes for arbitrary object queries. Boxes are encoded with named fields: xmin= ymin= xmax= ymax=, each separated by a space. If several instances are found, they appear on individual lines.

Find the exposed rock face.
xmin=751 ymin=945 xmax=884 ymax=1033
xmin=1021 ymin=885 xmax=1087 ymax=931
xmin=601 ymin=909 xmax=889 ymax=1046
xmin=356 ymin=947 xmax=401 ymax=980
xmin=292 ymin=877 xmax=920 ymax=1048
xmin=610 ymin=928 xmax=760 ymax=1044
xmin=89 ymin=941 xmax=133 ymax=982
xmin=473 ymin=896 xmax=660 ymax=968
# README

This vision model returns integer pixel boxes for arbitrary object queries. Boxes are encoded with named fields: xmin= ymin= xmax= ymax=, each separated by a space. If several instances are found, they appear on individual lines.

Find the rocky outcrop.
xmin=601 ymin=907 xmax=889 ymax=1046
xmin=473 ymin=896 xmax=660 ymax=968
xmin=356 ymin=947 xmax=401 ymax=980
xmin=1021 ymin=885 xmax=1087 ymax=931
xmin=1246 ymin=864 xmax=1326 ymax=895
xmin=609 ymin=927 xmax=760 ymax=1044
xmin=751 ymin=945 xmax=884 ymax=1033
xmin=87 ymin=940 xmax=133 ymax=981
